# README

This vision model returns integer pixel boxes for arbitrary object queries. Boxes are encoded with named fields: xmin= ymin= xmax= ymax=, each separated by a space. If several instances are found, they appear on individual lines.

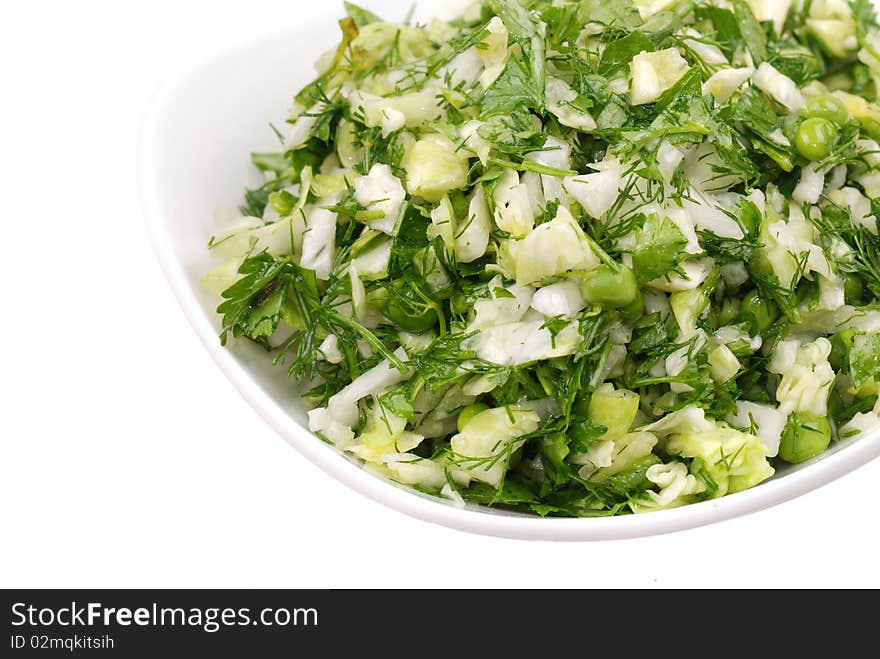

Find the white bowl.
xmin=140 ymin=0 xmax=880 ymax=540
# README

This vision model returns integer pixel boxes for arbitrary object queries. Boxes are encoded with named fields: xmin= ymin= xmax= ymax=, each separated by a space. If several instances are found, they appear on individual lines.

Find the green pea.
xmin=620 ymin=290 xmax=644 ymax=320
xmin=383 ymin=280 xmax=438 ymax=333
xmin=457 ymin=403 xmax=489 ymax=432
xmin=386 ymin=301 xmax=437 ymax=332
xmin=750 ymin=253 xmax=774 ymax=277
xmin=778 ymin=413 xmax=832 ymax=464
xmin=449 ymin=293 xmax=469 ymax=316
xmin=718 ymin=297 xmax=741 ymax=327
xmin=802 ymin=95 xmax=850 ymax=126
xmin=739 ymin=291 xmax=778 ymax=335
xmin=706 ymin=307 xmax=719 ymax=330
xmin=845 ymin=273 xmax=865 ymax=305
xmin=580 ymin=265 xmax=638 ymax=308
xmin=795 ymin=117 xmax=839 ymax=161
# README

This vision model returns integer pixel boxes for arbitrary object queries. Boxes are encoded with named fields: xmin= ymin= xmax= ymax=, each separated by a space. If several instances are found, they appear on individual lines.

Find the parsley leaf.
xmin=486 ymin=0 xmax=546 ymax=111
xmin=633 ymin=214 xmax=689 ymax=283
xmin=727 ymin=87 xmax=794 ymax=172
xmin=481 ymin=56 xmax=545 ymax=117
xmin=730 ymin=0 xmax=768 ymax=63
xmin=218 ymin=252 xmax=292 ymax=347
xmin=344 ymin=1 xmax=382 ymax=27
xmin=598 ymin=31 xmax=654 ymax=76
xmin=577 ymin=0 xmax=642 ymax=31
xmin=850 ymin=333 xmax=880 ymax=389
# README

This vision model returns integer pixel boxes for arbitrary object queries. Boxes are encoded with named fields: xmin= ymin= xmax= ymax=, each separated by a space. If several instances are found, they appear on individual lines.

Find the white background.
xmin=2 ymin=0 xmax=880 ymax=588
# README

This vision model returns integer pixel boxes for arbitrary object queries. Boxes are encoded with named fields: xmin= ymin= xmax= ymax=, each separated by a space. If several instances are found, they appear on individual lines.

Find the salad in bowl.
xmin=203 ymin=0 xmax=880 ymax=518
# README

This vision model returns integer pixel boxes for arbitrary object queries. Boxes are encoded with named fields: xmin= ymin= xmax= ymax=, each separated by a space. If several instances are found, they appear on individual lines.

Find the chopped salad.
xmin=205 ymin=0 xmax=880 ymax=516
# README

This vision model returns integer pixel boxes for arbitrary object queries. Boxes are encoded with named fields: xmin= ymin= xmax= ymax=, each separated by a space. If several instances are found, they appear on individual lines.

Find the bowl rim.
xmin=138 ymin=16 xmax=880 ymax=542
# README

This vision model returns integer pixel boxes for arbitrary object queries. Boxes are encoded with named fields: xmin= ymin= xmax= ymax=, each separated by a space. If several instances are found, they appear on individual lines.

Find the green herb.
xmin=344 ymin=1 xmax=382 ymax=27
xmin=633 ymin=214 xmax=689 ymax=283
xmin=730 ymin=0 xmax=767 ymax=63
